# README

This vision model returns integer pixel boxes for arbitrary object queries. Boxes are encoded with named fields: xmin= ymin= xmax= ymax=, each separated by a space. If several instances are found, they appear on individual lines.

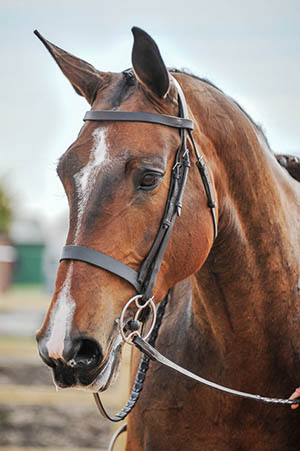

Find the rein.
xmin=104 ymin=294 xmax=300 ymax=413
xmin=97 ymin=293 xmax=300 ymax=451
xmin=133 ymin=334 xmax=300 ymax=406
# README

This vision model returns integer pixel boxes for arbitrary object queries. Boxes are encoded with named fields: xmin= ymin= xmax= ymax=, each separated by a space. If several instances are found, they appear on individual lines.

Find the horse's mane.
xmin=123 ymin=67 xmax=264 ymax=138
xmin=170 ymin=69 xmax=300 ymax=181
xmin=124 ymin=67 xmax=298 ymax=169
xmin=169 ymin=68 xmax=271 ymax=149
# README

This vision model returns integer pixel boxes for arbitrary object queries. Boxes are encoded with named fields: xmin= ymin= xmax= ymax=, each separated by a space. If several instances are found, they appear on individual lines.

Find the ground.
xmin=0 ymin=286 xmax=129 ymax=451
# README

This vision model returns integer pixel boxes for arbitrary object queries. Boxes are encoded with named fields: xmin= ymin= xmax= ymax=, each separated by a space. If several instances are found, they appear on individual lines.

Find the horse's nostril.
xmin=37 ymin=334 xmax=103 ymax=373
xmin=73 ymin=338 xmax=103 ymax=369
xmin=37 ymin=346 xmax=56 ymax=369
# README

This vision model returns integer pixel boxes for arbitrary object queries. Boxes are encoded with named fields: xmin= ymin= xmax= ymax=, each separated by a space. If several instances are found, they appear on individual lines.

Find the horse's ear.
xmin=34 ymin=30 xmax=103 ymax=105
xmin=131 ymin=27 xmax=170 ymax=99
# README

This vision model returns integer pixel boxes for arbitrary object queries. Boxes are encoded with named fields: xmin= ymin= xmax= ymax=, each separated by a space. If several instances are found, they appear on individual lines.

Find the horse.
xmin=35 ymin=27 xmax=300 ymax=450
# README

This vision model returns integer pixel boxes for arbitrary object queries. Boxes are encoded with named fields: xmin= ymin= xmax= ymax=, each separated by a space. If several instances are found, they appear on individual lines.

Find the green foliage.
xmin=0 ymin=184 xmax=13 ymax=234
xmin=0 ymin=407 xmax=12 ymax=426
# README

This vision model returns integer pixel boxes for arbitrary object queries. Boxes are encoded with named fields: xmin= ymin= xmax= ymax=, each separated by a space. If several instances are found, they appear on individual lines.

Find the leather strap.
xmin=136 ymin=77 xmax=192 ymax=300
xmin=188 ymin=130 xmax=218 ymax=240
xmin=138 ymin=149 xmax=190 ymax=300
xmin=133 ymin=336 xmax=300 ymax=406
xmin=84 ymin=110 xmax=194 ymax=130
xmin=172 ymin=77 xmax=189 ymax=119
xmin=60 ymin=245 xmax=141 ymax=292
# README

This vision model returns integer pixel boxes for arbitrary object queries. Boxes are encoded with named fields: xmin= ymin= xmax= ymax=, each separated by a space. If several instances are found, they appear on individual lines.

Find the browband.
xmin=84 ymin=110 xmax=194 ymax=130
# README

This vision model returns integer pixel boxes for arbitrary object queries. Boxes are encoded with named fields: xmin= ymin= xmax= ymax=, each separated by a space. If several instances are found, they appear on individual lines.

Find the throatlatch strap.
xmin=60 ymin=245 xmax=141 ymax=292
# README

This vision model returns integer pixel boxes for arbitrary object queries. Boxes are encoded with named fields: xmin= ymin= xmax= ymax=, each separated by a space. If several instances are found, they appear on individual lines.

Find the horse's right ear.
xmin=131 ymin=27 xmax=170 ymax=99
xmin=34 ymin=30 xmax=104 ymax=105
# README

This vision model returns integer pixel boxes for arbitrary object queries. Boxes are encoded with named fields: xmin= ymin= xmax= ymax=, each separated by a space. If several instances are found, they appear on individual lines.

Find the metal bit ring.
xmin=120 ymin=294 xmax=157 ymax=345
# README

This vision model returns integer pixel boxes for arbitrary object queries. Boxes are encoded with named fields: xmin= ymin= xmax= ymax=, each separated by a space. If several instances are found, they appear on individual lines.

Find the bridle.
xmin=59 ymin=76 xmax=300 ymax=449
xmin=60 ymin=76 xmax=217 ymax=302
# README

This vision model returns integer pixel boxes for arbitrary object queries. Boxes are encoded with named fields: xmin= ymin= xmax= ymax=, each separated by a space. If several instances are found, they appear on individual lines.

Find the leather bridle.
xmin=60 ymin=77 xmax=217 ymax=302
xmin=58 ymin=77 xmax=300 ymax=445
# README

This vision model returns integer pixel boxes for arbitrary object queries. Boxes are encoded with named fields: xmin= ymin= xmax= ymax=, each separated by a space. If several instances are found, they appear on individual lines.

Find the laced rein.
xmin=95 ymin=292 xmax=300 ymax=428
xmin=95 ymin=293 xmax=300 ymax=451
xmin=133 ymin=334 xmax=300 ymax=406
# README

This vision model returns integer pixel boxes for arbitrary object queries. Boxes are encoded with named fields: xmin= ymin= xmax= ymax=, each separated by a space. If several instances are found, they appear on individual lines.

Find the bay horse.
xmin=35 ymin=27 xmax=300 ymax=450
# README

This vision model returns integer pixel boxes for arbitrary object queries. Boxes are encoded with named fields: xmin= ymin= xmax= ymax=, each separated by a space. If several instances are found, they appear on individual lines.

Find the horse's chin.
xmin=84 ymin=335 xmax=123 ymax=393
xmin=52 ymin=334 xmax=123 ymax=393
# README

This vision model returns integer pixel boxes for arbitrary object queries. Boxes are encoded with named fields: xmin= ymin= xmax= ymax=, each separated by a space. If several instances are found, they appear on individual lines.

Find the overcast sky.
xmin=0 ymin=0 xmax=299 ymax=226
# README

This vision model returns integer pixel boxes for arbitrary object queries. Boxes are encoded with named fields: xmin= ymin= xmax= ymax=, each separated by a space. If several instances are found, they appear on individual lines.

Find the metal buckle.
xmin=120 ymin=295 xmax=157 ymax=345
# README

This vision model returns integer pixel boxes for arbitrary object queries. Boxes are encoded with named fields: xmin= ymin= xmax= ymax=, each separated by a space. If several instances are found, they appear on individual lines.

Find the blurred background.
xmin=0 ymin=0 xmax=299 ymax=450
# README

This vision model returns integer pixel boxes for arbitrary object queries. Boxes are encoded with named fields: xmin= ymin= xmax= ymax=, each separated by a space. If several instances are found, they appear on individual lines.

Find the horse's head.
xmin=36 ymin=27 xmax=217 ymax=391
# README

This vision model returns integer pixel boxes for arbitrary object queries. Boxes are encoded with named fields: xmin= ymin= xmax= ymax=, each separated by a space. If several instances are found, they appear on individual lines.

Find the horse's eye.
xmin=140 ymin=172 xmax=162 ymax=191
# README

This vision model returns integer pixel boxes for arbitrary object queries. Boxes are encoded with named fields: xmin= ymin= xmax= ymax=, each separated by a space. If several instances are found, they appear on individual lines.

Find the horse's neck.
xmin=195 ymin=91 xmax=300 ymax=331
xmin=185 ymin=105 xmax=300 ymax=386
xmin=191 ymin=166 xmax=299 ymax=391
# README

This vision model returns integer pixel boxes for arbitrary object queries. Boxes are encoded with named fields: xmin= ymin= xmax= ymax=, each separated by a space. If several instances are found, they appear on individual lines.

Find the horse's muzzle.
xmin=37 ymin=335 xmax=104 ymax=388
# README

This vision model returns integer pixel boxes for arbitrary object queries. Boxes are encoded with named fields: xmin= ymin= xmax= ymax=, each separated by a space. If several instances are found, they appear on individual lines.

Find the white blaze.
xmin=46 ymin=128 xmax=109 ymax=358
xmin=46 ymin=265 xmax=75 ymax=359
xmin=74 ymin=127 xmax=110 ymax=242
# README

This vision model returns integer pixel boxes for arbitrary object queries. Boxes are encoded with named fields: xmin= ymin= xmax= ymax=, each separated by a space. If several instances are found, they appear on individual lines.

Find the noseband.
xmin=60 ymin=77 xmax=217 ymax=301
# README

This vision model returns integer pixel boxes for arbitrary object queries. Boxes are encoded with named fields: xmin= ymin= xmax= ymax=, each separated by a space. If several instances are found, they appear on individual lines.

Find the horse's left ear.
xmin=131 ymin=27 xmax=170 ymax=99
xmin=34 ymin=30 xmax=104 ymax=105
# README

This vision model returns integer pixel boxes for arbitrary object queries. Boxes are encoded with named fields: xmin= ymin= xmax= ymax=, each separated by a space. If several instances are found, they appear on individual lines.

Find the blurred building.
xmin=42 ymin=212 xmax=68 ymax=293
xmin=9 ymin=212 xmax=68 ymax=292
xmin=0 ymin=235 xmax=17 ymax=293
xmin=10 ymin=214 xmax=45 ymax=286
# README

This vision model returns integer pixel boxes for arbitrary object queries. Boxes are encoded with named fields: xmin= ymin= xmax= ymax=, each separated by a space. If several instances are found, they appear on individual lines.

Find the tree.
xmin=0 ymin=183 xmax=13 ymax=234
